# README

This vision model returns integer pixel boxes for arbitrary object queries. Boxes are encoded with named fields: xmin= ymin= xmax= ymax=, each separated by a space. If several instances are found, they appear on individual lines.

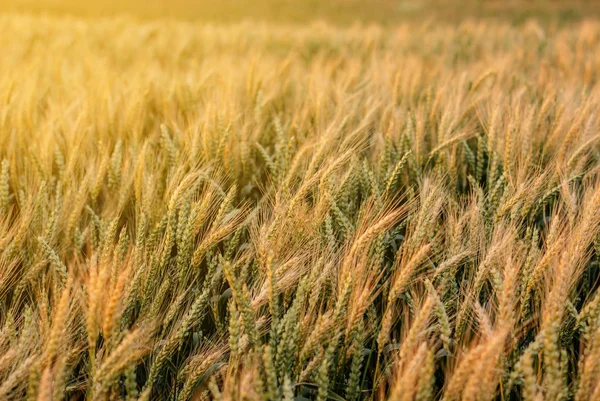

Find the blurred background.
xmin=2 ymin=0 xmax=600 ymax=24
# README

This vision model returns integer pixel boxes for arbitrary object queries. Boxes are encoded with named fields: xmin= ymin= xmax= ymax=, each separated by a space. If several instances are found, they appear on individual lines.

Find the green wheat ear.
xmin=0 ymin=159 xmax=9 ymax=216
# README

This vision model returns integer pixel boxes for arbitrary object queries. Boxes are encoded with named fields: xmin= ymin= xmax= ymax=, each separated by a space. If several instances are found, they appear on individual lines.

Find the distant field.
xmin=3 ymin=0 xmax=600 ymax=24
xmin=2 ymin=2 xmax=600 ymax=401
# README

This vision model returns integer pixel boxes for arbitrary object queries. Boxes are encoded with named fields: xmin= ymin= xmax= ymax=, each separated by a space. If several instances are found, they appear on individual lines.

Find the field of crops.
xmin=2 ymin=4 xmax=600 ymax=401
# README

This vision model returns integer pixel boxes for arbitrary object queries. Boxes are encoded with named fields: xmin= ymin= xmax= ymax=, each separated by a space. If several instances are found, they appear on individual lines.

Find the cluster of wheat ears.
xmin=1 ymin=13 xmax=600 ymax=401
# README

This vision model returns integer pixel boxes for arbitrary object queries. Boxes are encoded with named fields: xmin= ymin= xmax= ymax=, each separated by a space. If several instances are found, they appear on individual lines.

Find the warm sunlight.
xmin=1 ymin=1 xmax=600 ymax=401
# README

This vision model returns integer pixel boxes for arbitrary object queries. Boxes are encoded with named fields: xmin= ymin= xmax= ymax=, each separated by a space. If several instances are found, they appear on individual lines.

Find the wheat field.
xmin=2 ymin=6 xmax=600 ymax=401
